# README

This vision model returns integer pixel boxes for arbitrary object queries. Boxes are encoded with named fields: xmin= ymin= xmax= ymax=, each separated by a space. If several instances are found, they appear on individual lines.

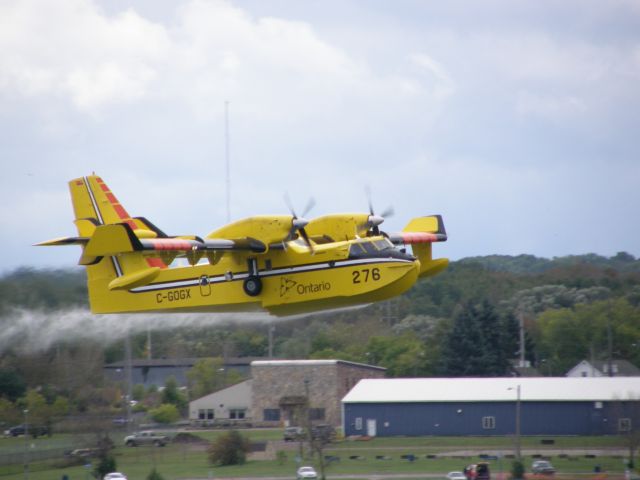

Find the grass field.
xmin=0 ymin=429 xmax=635 ymax=480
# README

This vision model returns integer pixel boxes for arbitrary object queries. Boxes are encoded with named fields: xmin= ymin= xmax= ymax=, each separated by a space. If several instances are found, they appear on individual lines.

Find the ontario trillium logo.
xmin=280 ymin=277 xmax=297 ymax=296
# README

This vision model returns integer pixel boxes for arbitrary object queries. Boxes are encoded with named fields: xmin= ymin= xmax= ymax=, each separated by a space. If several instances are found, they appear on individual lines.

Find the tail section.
xmin=66 ymin=175 xmax=166 ymax=311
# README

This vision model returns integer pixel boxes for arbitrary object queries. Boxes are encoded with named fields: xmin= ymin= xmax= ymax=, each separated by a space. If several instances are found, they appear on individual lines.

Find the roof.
xmin=592 ymin=360 xmax=640 ymax=376
xmin=342 ymin=377 xmax=640 ymax=403
xmin=190 ymin=379 xmax=252 ymax=403
xmin=105 ymin=357 xmax=267 ymax=368
xmin=251 ymin=359 xmax=386 ymax=371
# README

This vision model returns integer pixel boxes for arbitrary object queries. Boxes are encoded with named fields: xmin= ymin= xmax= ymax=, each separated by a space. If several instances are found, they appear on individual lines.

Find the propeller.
xmin=284 ymin=194 xmax=316 ymax=252
xmin=365 ymin=186 xmax=394 ymax=236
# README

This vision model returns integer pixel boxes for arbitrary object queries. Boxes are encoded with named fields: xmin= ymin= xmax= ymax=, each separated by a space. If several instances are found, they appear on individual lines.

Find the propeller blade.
xmin=299 ymin=227 xmax=314 ymax=254
xmin=302 ymin=197 xmax=316 ymax=218
xmin=284 ymin=193 xmax=297 ymax=218
xmin=283 ymin=193 xmax=315 ymax=252
xmin=380 ymin=206 xmax=394 ymax=219
xmin=363 ymin=187 xmax=393 ymax=236
xmin=365 ymin=185 xmax=374 ymax=216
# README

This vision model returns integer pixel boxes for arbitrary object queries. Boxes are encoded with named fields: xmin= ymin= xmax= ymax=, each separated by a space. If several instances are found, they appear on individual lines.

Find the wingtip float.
xmin=37 ymin=175 xmax=448 ymax=316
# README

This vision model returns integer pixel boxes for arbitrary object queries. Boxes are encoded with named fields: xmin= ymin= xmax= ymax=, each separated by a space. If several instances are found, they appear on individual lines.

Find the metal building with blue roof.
xmin=341 ymin=377 xmax=640 ymax=437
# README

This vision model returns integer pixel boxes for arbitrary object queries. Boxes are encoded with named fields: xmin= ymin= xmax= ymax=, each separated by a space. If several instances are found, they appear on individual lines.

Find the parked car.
xmin=283 ymin=426 xmax=304 ymax=441
xmin=447 ymin=472 xmax=467 ymax=480
xmin=464 ymin=462 xmax=490 ymax=480
xmin=4 ymin=424 xmax=49 ymax=438
xmin=532 ymin=460 xmax=555 ymax=475
xmin=297 ymin=466 xmax=318 ymax=479
xmin=103 ymin=473 xmax=127 ymax=480
xmin=124 ymin=431 xmax=168 ymax=447
xmin=68 ymin=448 xmax=100 ymax=458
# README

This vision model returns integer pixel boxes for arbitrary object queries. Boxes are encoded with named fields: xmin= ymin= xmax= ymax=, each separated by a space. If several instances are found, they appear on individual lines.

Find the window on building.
xmin=482 ymin=416 xmax=496 ymax=429
xmin=619 ymin=418 xmax=632 ymax=432
xmin=230 ymin=409 xmax=246 ymax=420
xmin=309 ymin=408 xmax=325 ymax=421
xmin=355 ymin=417 xmax=363 ymax=431
xmin=198 ymin=409 xmax=206 ymax=420
xmin=263 ymin=408 xmax=281 ymax=421
xmin=207 ymin=409 xmax=214 ymax=420
xmin=581 ymin=372 xmax=587 ymax=377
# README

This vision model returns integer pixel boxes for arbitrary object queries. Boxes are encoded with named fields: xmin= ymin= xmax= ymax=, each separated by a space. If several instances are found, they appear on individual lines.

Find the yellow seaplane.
xmin=37 ymin=175 xmax=448 ymax=316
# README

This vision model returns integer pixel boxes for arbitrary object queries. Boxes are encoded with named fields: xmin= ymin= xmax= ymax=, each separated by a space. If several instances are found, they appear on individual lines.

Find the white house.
xmin=566 ymin=359 xmax=640 ymax=377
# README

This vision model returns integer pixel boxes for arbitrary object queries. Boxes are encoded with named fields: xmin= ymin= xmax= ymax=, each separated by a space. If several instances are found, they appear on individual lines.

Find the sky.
xmin=1 ymin=0 xmax=640 ymax=273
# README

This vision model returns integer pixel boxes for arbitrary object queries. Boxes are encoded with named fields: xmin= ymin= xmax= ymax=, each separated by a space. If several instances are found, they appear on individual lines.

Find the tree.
xmin=365 ymin=334 xmax=429 ymax=377
xmin=187 ymin=358 xmax=242 ymax=400
xmin=0 ymin=368 xmax=26 ymax=402
xmin=161 ymin=376 xmax=186 ymax=410
xmin=149 ymin=403 xmax=180 ymax=424
xmin=534 ymin=298 xmax=640 ymax=374
xmin=439 ymin=301 xmax=511 ymax=376
xmin=0 ymin=397 xmax=19 ymax=425
xmin=476 ymin=300 xmax=510 ymax=375
xmin=21 ymin=389 xmax=50 ymax=429
xmin=439 ymin=302 xmax=487 ymax=376
xmin=187 ymin=358 xmax=222 ymax=399
xmin=207 ymin=430 xmax=251 ymax=466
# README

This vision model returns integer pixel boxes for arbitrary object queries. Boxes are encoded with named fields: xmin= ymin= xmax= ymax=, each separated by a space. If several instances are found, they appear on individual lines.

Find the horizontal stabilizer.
xmin=108 ymin=267 xmax=161 ymax=291
xmin=34 ymin=236 xmax=88 ymax=246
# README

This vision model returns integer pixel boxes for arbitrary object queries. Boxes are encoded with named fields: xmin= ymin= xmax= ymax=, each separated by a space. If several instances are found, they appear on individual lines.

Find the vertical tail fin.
xmin=69 ymin=175 xmax=139 ymax=231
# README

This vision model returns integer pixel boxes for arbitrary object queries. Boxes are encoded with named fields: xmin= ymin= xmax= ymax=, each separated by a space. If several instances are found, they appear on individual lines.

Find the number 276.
xmin=352 ymin=268 xmax=381 ymax=283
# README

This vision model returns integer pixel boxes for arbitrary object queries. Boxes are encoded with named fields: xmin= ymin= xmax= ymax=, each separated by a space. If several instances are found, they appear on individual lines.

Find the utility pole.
xmin=125 ymin=332 xmax=133 ymax=431
xmin=508 ymin=385 xmax=522 ymax=460
xmin=23 ymin=409 xmax=29 ymax=480
xmin=607 ymin=301 xmax=614 ymax=377
xmin=518 ymin=312 xmax=526 ymax=368
xmin=268 ymin=324 xmax=275 ymax=358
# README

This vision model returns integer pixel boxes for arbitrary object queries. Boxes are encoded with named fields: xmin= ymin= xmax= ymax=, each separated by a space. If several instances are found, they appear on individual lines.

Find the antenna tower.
xmin=225 ymin=100 xmax=231 ymax=223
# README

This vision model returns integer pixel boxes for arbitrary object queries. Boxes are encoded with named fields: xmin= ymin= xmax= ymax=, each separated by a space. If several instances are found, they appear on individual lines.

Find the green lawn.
xmin=0 ymin=431 xmax=635 ymax=480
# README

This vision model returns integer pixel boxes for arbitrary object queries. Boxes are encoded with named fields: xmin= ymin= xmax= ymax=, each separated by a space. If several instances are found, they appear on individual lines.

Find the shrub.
xmin=93 ymin=454 xmax=116 ymax=479
xmin=147 ymin=468 xmax=165 ymax=480
xmin=511 ymin=459 xmax=525 ymax=480
xmin=207 ymin=430 xmax=251 ymax=466
xmin=149 ymin=403 xmax=180 ymax=424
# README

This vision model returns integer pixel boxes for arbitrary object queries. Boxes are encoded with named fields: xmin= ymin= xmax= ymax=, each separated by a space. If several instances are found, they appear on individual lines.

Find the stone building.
xmin=250 ymin=359 xmax=386 ymax=427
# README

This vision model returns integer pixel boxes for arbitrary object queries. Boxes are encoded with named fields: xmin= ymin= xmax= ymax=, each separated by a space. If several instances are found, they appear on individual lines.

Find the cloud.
xmin=0 ymin=1 xmax=170 ymax=111
xmin=0 ymin=0 xmax=445 ymax=120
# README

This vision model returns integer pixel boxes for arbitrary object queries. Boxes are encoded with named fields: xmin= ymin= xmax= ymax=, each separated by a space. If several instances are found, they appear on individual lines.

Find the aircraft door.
xmin=199 ymin=275 xmax=211 ymax=296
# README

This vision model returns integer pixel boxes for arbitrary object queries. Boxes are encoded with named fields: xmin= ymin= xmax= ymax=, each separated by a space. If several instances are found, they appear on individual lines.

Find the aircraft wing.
xmin=36 ymin=222 xmax=267 ymax=266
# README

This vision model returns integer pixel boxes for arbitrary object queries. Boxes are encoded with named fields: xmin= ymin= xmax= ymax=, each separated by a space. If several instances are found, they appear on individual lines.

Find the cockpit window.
xmin=347 ymin=238 xmax=415 ymax=261
xmin=374 ymin=239 xmax=393 ymax=250
xmin=361 ymin=242 xmax=378 ymax=254
xmin=349 ymin=243 xmax=367 ymax=256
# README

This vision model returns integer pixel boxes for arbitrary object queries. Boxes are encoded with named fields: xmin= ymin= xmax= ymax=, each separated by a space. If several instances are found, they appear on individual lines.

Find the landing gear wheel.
xmin=243 ymin=276 xmax=262 ymax=296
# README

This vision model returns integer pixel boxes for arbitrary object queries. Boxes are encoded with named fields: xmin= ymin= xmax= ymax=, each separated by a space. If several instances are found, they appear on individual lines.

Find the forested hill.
xmin=1 ymin=253 xmax=639 ymax=378
xmin=1 ymin=253 xmax=639 ymax=314
xmin=458 ymin=252 xmax=640 ymax=274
